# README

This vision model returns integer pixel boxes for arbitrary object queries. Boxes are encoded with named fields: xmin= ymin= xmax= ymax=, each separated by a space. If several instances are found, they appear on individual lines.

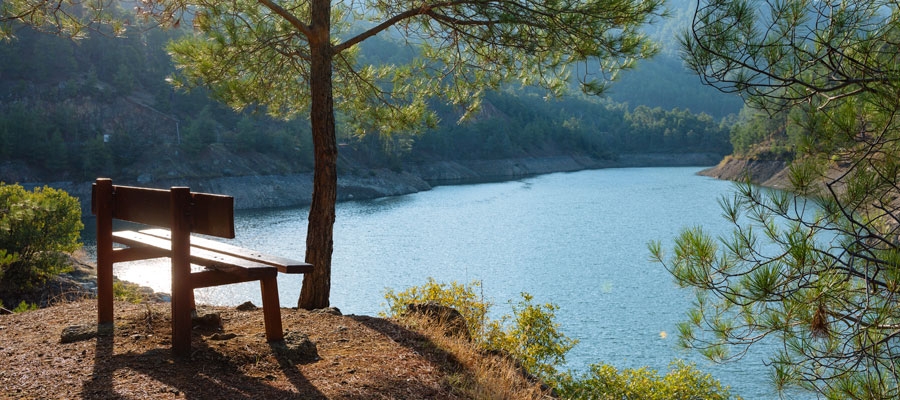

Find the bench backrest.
xmin=91 ymin=178 xmax=235 ymax=238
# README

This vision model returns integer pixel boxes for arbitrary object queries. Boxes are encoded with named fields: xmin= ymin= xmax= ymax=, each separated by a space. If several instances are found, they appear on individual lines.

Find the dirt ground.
xmin=0 ymin=299 xmax=494 ymax=399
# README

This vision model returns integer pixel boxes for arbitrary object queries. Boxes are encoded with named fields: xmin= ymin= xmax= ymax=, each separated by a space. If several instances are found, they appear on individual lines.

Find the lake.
xmin=106 ymin=166 xmax=811 ymax=399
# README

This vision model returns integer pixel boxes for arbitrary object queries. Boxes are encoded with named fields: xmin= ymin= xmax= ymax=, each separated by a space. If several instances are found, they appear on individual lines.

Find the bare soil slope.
xmin=0 ymin=299 xmax=549 ymax=399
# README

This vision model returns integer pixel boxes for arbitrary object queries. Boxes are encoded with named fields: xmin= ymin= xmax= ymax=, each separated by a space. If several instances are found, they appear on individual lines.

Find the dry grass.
xmin=394 ymin=315 xmax=552 ymax=400
xmin=0 ymin=297 xmax=553 ymax=399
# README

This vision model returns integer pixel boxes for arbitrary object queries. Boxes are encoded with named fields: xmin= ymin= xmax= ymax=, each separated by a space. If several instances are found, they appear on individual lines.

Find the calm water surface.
xmin=110 ymin=167 xmax=812 ymax=399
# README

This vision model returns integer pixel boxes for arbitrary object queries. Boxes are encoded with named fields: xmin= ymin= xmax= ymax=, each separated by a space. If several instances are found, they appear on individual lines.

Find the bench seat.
xmin=138 ymin=228 xmax=313 ymax=274
xmin=113 ymin=230 xmax=281 ymax=280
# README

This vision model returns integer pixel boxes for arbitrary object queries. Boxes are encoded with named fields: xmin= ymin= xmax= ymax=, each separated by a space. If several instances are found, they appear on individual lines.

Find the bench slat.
xmin=191 ymin=269 xmax=265 ymax=289
xmin=112 ymin=230 xmax=277 ymax=280
xmin=111 ymin=246 xmax=169 ymax=263
xmin=140 ymin=228 xmax=312 ymax=274
xmin=93 ymin=183 xmax=236 ymax=238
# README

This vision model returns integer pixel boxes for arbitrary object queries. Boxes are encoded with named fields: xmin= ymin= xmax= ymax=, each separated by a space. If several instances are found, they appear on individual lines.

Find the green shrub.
xmin=386 ymin=279 xmax=736 ymax=398
xmin=384 ymin=278 xmax=495 ymax=342
xmin=113 ymin=280 xmax=145 ymax=304
xmin=12 ymin=300 xmax=38 ymax=313
xmin=0 ymin=183 xmax=83 ymax=289
xmin=554 ymin=360 xmax=738 ymax=400
xmin=487 ymin=293 xmax=577 ymax=380
xmin=384 ymin=279 xmax=575 ymax=380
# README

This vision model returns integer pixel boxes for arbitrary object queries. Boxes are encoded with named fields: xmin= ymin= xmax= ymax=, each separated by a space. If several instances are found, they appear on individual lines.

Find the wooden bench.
xmin=91 ymin=178 xmax=312 ymax=355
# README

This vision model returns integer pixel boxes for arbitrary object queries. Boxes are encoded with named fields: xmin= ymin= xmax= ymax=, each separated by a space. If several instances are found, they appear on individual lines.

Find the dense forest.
xmin=0 ymin=0 xmax=743 ymax=184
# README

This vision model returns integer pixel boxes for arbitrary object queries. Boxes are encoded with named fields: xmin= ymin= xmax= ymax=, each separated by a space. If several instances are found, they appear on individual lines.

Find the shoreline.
xmin=24 ymin=152 xmax=724 ymax=213
xmin=696 ymin=156 xmax=792 ymax=189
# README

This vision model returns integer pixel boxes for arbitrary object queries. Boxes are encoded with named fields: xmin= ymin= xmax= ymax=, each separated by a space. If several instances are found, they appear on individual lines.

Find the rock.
xmin=698 ymin=157 xmax=790 ymax=188
xmin=192 ymin=312 xmax=222 ymax=329
xmin=312 ymin=307 xmax=342 ymax=316
xmin=270 ymin=331 xmax=318 ymax=364
xmin=60 ymin=323 xmax=113 ymax=344
xmin=236 ymin=301 xmax=258 ymax=311
xmin=210 ymin=333 xmax=238 ymax=341
xmin=406 ymin=302 xmax=471 ymax=341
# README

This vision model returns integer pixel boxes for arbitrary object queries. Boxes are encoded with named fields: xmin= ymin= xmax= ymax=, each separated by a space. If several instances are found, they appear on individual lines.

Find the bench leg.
xmin=94 ymin=179 xmax=114 ymax=324
xmin=171 ymin=285 xmax=193 ymax=355
xmin=96 ymin=255 xmax=114 ymax=324
xmin=260 ymin=276 xmax=284 ymax=342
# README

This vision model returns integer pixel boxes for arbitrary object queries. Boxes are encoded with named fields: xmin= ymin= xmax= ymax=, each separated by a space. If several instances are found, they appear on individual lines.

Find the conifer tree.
xmin=653 ymin=1 xmax=900 ymax=397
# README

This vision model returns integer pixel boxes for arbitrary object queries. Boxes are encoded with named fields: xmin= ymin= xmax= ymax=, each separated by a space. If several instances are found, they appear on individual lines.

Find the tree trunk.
xmin=299 ymin=0 xmax=336 ymax=310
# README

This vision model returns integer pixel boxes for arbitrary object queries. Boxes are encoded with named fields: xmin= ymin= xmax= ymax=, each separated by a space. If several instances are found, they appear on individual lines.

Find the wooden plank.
xmin=190 ymin=269 xmax=266 ymax=289
xmin=190 ymin=192 xmax=235 ymax=238
xmin=111 ymin=246 xmax=168 ymax=263
xmin=112 ymin=231 xmax=276 ymax=280
xmin=110 ymin=185 xmax=172 ymax=227
xmin=102 ymin=185 xmax=235 ymax=239
xmin=140 ymin=228 xmax=312 ymax=274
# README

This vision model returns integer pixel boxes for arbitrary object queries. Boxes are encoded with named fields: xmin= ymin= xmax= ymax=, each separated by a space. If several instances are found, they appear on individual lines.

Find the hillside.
xmin=0 ymin=253 xmax=549 ymax=399
xmin=0 ymin=299 xmax=550 ymax=399
xmin=0 ymin=11 xmax=738 ymax=207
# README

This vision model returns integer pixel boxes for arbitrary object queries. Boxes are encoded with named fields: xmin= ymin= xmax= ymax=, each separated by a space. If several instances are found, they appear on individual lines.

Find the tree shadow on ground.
xmin=81 ymin=326 xmax=326 ymax=399
xmin=352 ymin=315 xmax=465 ymax=377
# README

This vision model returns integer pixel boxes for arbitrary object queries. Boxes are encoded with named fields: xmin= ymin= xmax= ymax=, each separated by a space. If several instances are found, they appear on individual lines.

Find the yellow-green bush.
xmin=554 ymin=360 xmax=737 ymax=399
xmin=384 ymin=279 xmax=576 ymax=380
xmin=384 ymin=278 xmax=497 ymax=342
xmin=0 ymin=183 xmax=82 ymax=289
xmin=386 ymin=279 xmax=737 ymax=399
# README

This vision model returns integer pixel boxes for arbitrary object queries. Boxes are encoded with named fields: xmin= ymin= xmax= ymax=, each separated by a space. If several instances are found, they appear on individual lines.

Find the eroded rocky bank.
xmin=31 ymin=153 xmax=725 ymax=212
xmin=697 ymin=156 xmax=792 ymax=189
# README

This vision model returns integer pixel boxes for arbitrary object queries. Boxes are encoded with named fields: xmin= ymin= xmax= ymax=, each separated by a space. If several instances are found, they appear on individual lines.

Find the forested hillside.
xmin=0 ymin=0 xmax=740 ymax=184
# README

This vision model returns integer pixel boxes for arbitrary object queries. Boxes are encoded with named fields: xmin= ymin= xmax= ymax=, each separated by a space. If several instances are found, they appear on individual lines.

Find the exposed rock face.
xmin=697 ymin=157 xmax=791 ymax=189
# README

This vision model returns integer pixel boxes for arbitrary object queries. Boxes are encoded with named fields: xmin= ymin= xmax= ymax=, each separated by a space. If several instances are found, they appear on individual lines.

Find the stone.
xmin=406 ymin=302 xmax=471 ymax=341
xmin=312 ymin=307 xmax=342 ymax=316
xmin=60 ymin=323 xmax=113 ymax=344
xmin=209 ymin=333 xmax=238 ymax=341
xmin=192 ymin=312 xmax=222 ymax=329
xmin=235 ymin=301 xmax=258 ymax=311
xmin=270 ymin=331 xmax=318 ymax=364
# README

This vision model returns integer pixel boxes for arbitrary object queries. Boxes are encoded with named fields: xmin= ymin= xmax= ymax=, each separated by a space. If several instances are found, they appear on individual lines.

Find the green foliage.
xmin=672 ymin=0 xmax=900 ymax=397
xmin=12 ymin=300 xmax=38 ymax=313
xmin=166 ymin=0 xmax=665 ymax=133
xmin=383 ymin=279 xmax=495 ymax=342
xmin=80 ymin=136 xmax=114 ymax=178
xmin=0 ymin=24 xmax=319 ymax=181
xmin=0 ymin=183 xmax=82 ymax=289
xmin=384 ymin=279 xmax=575 ymax=379
xmin=180 ymin=106 xmax=218 ymax=155
xmin=385 ymin=279 xmax=734 ymax=397
xmin=610 ymin=54 xmax=743 ymax=119
xmin=555 ymin=360 xmax=737 ymax=400
xmin=487 ymin=293 xmax=578 ymax=380
xmin=113 ymin=281 xmax=144 ymax=304
xmin=0 ymin=9 xmax=735 ymax=185
xmin=414 ymin=90 xmax=732 ymax=160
